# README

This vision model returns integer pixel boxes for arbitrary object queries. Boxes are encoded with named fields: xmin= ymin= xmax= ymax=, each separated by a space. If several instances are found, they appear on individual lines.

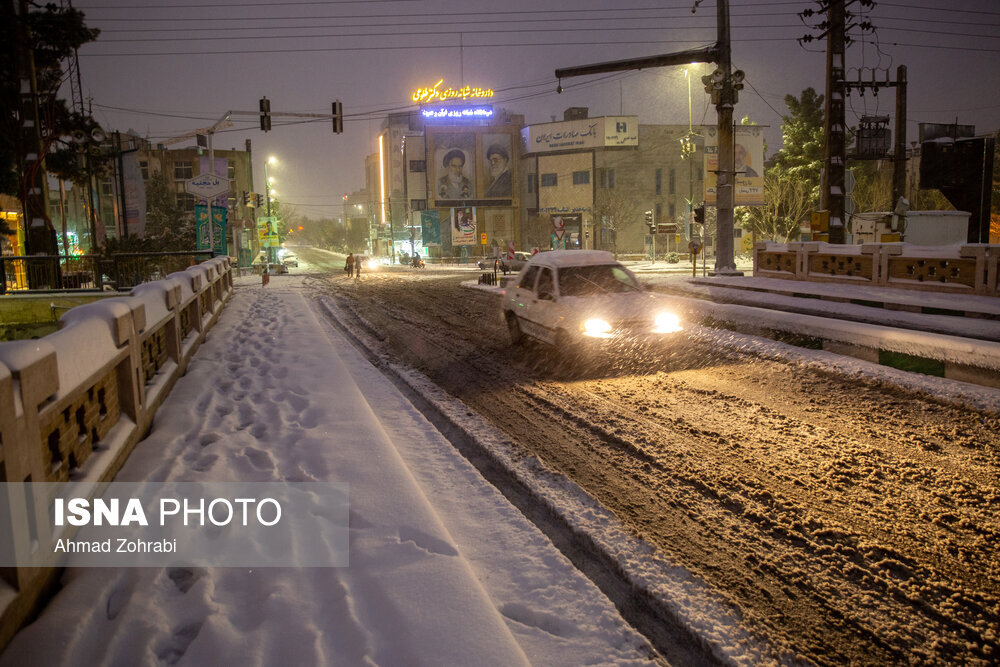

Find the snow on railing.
xmin=754 ymin=242 xmax=1000 ymax=295
xmin=0 ymin=256 xmax=232 ymax=651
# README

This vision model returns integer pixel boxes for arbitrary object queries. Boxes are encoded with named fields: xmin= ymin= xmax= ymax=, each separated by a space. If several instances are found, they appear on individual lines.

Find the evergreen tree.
xmin=1 ymin=3 xmax=101 ymax=195
xmin=144 ymin=171 xmax=194 ymax=250
xmin=771 ymin=87 xmax=826 ymax=203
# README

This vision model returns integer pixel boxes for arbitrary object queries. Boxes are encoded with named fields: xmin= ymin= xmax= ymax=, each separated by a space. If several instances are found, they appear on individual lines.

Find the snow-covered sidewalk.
xmin=0 ymin=279 xmax=654 ymax=666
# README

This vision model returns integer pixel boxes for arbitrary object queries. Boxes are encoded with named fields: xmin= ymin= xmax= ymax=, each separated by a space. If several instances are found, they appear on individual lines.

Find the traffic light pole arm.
xmin=554 ymin=44 xmax=720 ymax=80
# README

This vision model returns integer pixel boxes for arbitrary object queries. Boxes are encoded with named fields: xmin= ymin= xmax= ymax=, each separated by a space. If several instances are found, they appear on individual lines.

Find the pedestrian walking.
xmin=345 ymin=253 xmax=355 ymax=277
xmin=355 ymin=256 xmax=362 ymax=278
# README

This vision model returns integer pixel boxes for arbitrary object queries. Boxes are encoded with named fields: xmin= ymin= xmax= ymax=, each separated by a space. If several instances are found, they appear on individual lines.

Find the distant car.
xmin=478 ymin=252 xmax=532 ymax=273
xmin=281 ymin=253 xmax=298 ymax=268
xmin=502 ymin=250 xmax=682 ymax=353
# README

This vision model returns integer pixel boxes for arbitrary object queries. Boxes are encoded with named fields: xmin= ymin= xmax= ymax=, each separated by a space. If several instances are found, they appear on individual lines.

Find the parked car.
xmin=501 ymin=250 xmax=682 ymax=354
xmin=281 ymin=253 xmax=298 ymax=267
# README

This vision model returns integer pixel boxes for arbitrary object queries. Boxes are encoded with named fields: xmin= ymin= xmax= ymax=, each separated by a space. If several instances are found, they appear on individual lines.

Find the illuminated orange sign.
xmin=412 ymin=79 xmax=494 ymax=104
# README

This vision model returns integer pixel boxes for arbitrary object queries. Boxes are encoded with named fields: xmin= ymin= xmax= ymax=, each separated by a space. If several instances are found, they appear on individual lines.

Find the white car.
xmin=281 ymin=253 xmax=298 ymax=268
xmin=502 ymin=250 xmax=682 ymax=353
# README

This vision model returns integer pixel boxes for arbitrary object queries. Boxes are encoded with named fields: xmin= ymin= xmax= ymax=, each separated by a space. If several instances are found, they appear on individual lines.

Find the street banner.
xmin=122 ymin=153 xmax=147 ymax=238
xmin=451 ymin=207 xmax=477 ymax=246
xmin=257 ymin=216 xmax=279 ymax=248
xmin=703 ymin=125 xmax=765 ymax=206
xmin=420 ymin=210 xmax=441 ymax=246
xmin=195 ymin=205 xmax=227 ymax=254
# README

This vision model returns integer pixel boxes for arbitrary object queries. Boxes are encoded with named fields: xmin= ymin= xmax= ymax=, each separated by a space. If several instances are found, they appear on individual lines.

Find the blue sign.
xmin=422 ymin=105 xmax=494 ymax=121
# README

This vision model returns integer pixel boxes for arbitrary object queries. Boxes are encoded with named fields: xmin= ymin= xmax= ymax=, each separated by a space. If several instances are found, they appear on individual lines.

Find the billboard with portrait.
xmin=434 ymin=133 xmax=476 ymax=202
xmin=451 ymin=206 xmax=477 ymax=246
xmin=482 ymin=133 xmax=513 ymax=199
xmin=703 ymin=125 xmax=765 ymax=206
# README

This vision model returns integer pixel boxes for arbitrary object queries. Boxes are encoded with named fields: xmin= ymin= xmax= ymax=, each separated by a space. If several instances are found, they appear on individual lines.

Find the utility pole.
xmin=892 ymin=65 xmax=907 ymax=206
xmin=555 ymin=0 xmax=742 ymax=274
xmin=822 ymin=0 xmax=847 ymax=244
xmin=13 ymin=0 xmax=58 ymax=265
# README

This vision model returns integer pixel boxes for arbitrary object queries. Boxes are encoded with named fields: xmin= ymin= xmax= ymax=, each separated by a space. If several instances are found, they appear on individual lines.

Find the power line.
xmin=95 ymin=22 xmax=805 ymax=43
xmin=78 ymin=35 xmax=1000 ymax=57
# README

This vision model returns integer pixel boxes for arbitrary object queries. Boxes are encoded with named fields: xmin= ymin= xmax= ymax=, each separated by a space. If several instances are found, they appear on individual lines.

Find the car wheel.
xmin=506 ymin=313 xmax=524 ymax=346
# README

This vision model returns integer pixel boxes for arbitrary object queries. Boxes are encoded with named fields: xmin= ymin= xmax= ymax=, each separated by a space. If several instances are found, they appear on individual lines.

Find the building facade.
xmin=368 ymin=81 xmax=525 ymax=262
xmin=521 ymin=109 xmax=707 ymax=257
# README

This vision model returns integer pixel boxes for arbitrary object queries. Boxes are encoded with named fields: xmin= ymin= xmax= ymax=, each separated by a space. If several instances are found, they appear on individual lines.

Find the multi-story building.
xmin=368 ymin=79 xmax=525 ymax=262
xmin=521 ymin=108 xmax=707 ymax=257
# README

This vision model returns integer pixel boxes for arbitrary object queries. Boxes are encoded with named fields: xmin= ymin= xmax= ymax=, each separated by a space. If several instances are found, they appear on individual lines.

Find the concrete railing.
xmin=0 ymin=257 xmax=232 ymax=651
xmin=754 ymin=241 xmax=1000 ymax=296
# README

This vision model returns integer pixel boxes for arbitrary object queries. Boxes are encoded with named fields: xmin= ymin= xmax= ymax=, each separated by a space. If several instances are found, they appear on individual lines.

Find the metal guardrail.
xmin=1 ymin=252 xmax=215 ymax=294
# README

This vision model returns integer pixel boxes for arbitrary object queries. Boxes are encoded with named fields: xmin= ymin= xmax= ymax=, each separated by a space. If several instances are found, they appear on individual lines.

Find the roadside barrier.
xmin=754 ymin=241 xmax=1000 ymax=296
xmin=0 ymin=257 xmax=233 ymax=651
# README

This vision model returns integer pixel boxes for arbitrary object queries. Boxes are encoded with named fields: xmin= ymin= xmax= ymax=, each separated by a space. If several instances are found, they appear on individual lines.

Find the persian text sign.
xmin=521 ymin=117 xmax=638 ymax=153
xmin=185 ymin=172 xmax=229 ymax=198
xmin=412 ymin=79 xmax=494 ymax=103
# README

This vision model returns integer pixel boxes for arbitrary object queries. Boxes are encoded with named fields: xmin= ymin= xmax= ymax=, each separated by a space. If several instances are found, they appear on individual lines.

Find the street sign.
xmin=185 ymin=173 xmax=230 ymax=198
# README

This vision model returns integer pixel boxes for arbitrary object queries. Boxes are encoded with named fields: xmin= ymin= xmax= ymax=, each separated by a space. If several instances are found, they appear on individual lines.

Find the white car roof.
xmin=525 ymin=250 xmax=618 ymax=269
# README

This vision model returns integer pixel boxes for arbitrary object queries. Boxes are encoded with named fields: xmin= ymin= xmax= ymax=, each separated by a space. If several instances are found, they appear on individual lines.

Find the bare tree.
xmin=737 ymin=170 xmax=812 ymax=243
xmin=849 ymin=161 xmax=893 ymax=213
xmin=592 ymin=189 xmax=641 ymax=256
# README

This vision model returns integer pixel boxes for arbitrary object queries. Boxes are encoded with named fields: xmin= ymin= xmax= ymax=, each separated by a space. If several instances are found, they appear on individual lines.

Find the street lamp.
xmin=681 ymin=67 xmax=705 ymax=275
xmin=263 ymin=156 xmax=278 ymax=263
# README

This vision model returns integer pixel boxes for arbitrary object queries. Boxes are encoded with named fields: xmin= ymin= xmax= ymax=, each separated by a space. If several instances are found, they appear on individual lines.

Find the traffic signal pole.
xmin=555 ymin=0 xmax=742 ymax=274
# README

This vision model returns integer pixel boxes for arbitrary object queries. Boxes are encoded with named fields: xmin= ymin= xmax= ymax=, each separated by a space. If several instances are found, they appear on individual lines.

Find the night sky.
xmin=72 ymin=0 xmax=1000 ymax=219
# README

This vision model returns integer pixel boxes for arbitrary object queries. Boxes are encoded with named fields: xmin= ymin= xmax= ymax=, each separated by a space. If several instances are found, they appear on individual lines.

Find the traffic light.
xmin=259 ymin=97 xmax=271 ymax=132
xmin=644 ymin=210 xmax=654 ymax=234
xmin=332 ymin=100 xmax=343 ymax=134
xmin=694 ymin=205 xmax=705 ymax=225
xmin=242 ymin=190 xmax=251 ymax=206
xmin=255 ymin=193 xmax=264 ymax=207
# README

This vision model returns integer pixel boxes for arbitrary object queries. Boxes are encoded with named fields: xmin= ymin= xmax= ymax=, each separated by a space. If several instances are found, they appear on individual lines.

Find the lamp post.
xmin=264 ymin=156 xmax=276 ymax=263
xmin=681 ymin=67 xmax=706 ymax=277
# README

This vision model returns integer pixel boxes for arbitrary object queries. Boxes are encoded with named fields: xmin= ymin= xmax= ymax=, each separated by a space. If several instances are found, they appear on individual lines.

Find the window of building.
xmin=669 ymin=168 xmax=676 ymax=195
xmin=655 ymin=168 xmax=662 ymax=195
xmin=177 ymin=193 xmax=195 ymax=212
xmin=228 ymin=162 xmax=236 ymax=180
xmin=173 ymin=161 xmax=193 ymax=180
xmin=655 ymin=203 xmax=661 ymax=221
xmin=411 ymin=199 xmax=427 ymax=211
xmin=527 ymin=173 xmax=538 ymax=193
xmin=668 ymin=203 xmax=675 ymax=219
xmin=100 ymin=179 xmax=114 ymax=196
xmin=607 ymin=169 xmax=615 ymax=189
xmin=572 ymin=170 xmax=590 ymax=185
xmin=140 ymin=161 xmax=149 ymax=180
xmin=540 ymin=173 xmax=558 ymax=187
xmin=409 ymin=160 xmax=426 ymax=173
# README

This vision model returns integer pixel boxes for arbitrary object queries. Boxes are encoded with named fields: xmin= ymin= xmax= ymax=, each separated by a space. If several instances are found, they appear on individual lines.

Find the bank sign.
xmin=521 ymin=116 xmax=638 ymax=153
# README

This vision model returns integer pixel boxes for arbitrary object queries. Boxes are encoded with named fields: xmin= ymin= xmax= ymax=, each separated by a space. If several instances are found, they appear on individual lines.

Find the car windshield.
xmin=558 ymin=265 xmax=641 ymax=296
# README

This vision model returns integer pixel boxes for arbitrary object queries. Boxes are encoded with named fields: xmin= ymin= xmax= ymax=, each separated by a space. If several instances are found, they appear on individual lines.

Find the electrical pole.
xmin=892 ymin=65 xmax=907 ymax=207
xmin=555 ymin=0 xmax=742 ymax=274
xmin=822 ymin=0 xmax=847 ymax=244
xmin=13 ymin=0 xmax=58 ymax=266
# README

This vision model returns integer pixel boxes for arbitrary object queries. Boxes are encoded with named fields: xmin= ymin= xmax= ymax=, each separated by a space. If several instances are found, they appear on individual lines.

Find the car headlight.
xmin=582 ymin=318 xmax=613 ymax=338
xmin=653 ymin=311 xmax=682 ymax=333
